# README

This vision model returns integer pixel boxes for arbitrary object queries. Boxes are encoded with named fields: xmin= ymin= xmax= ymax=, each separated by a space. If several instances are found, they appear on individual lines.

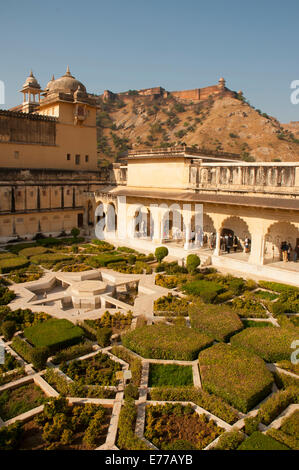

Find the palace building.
xmin=0 ymin=70 xmax=299 ymax=285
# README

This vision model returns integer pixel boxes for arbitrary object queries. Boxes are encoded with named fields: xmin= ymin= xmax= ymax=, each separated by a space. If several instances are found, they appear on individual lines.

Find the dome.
xmin=22 ymin=70 xmax=41 ymax=89
xmin=45 ymin=66 xmax=87 ymax=95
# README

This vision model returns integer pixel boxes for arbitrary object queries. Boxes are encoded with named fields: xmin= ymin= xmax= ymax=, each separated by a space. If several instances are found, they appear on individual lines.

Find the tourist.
xmin=233 ymin=235 xmax=238 ymax=252
xmin=225 ymin=234 xmax=229 ymax=253
xmin=281 ymin=241 xmax=288 ymax=262
xmin=294 ymin=243 xmax=299 ymax=262
xmin=287 ymin=243 xmax=292 ymax=261
xmin=244 ymin=237 xmax=250 ymax=253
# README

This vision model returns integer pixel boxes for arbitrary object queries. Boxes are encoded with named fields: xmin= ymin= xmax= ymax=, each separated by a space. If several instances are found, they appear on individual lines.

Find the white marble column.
xmin=248 ymin=231 xmax=265 ymax=265
xmin=213 ymin=230 xmax=221 ymax=256
xmin=151 ymin=206 xmax=162 ymax=244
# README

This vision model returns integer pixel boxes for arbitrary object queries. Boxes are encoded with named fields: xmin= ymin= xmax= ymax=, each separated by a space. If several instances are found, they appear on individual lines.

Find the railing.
xmin=189 ymin=163 xmax=299 ymax=192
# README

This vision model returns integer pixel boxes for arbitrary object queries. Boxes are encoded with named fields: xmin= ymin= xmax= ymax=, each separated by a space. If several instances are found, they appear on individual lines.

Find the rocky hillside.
xmin=95 ymin=89 xmax=299 ymax=164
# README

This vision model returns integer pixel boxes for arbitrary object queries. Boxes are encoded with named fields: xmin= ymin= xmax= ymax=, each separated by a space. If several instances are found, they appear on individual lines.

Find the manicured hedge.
xmin=0 ymin=286 xmax=16 ymax=305
xmin=0 ymin=256 xmax=29 ymax=273
xmin=117 ymin=398 xmax=150 ymax=450
xmin=182 ymin=280 xmax=225 ymax=303
xmin=238 ymin=431 xmax=289 ymax=450
xmin=122 ymin=324 xmax=213 ymax=360
xmin=149 ymin=387 xmax=239 ymax=424
xmin=154 ymin=294 xmax=190 ymax=316
xmin=257 ymin=387 xmax=299 ymax=425
xmin=111 ymin=346 xmax=142 ymax=387
xmin=230 ymin=327 xmax=299 ymax=363
xmin=86 ymin=254 xmax=126 ymax=268
xmin=11 ymin=336 xmax=34 ymax=363
xmin=148 ymin=363 xmax=193 ymax=387
xmin=198 ymin=343 xmax=273 ymax=413
xmin=189 ymin=302 xmax=243 ymax=342
xmin=258 ymin=281 xmax=299 ymax=294
xmin=30 ymin=253 xmax=71 ymax=267
xmin=213 ymin=431 xmax=245 ymax=450
xmin=51 ymin=341 xmax=94 ymax=365
xmin=24 ymin=318 xmax=84 ymax=353
xmin=18 ymin=246 xmax=48 ymax=258
xmin=91 ymin=239 xmax=115 ymax=251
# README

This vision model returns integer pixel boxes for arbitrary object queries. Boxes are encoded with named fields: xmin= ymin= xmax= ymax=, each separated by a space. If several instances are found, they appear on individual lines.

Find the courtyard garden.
xmin=144 ymin=403 xmax=224 ymax=450
xmin=0 ymin=238 xmax=298 ymax=451
xmin=0 ymin=382 xmax=46 ymax=421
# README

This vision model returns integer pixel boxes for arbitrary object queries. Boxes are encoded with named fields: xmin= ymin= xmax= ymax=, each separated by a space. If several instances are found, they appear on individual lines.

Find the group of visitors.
xmin=206 ymin=232 xmax=251 ymax=254
xmin=280 ymin=241 xmax=299 ymax=262
xmin=220 ymin=234 xmax=243 ymax=253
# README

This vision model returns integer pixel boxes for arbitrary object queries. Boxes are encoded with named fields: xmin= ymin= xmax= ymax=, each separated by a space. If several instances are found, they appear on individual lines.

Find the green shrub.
xmin=244 ymin=416 xmax=260 ymax=435
xmin=1 ymin=320 xmax=16 ymax=340
xmin=96 ymin=327 xmax=112 ymax=347
xmin=155 ymin=274 xmax=181 ymax=289
xmin=124 ymin=383 xmax=139 ymax=400
xmin=11 ymin=336 xmax=34 ymax=363
xmin=0 ymin=307 xmax=49 ymax=331
xmin=111 ymin=346 xmax=142 ymax=387
xmin=30 ymin=253 xmax=70 ymax=267
xmin=0 ymin=256 xmax=29 ymax=273
xmin=155 ymin=246 xmax=169 ymax=263
xmin=214 ymin=431 xmax=245 ymax=450
xmin=258 ymin=387 xmax=299 ymax=425
xmin=123 ymin=323 xmax=213 ymax=360
xmin=86 ymin=254 xmax=126 ymax=268
xmin=182 ymin=280 xmax=224 ymax=303
xmin=267 ymin=428 xmax=298 ymax=450
xmin=117 ymin=398 xmax=150 ymax=450
xmin=186 ymin=254 xmax=200 ymax=274
xmin=31 ymin=347 xmax=49 ymax=370
xmin=149 ymin=363 xmax=193 ymax=387
xmin=0 ymin=286 xmax=16 ymax=306
xmin=51 ymin=342 xmax=94 ymax=365
xmin=198 ymin=343 xmax=274 ymax=413
xmin=230 ymin=291 xmax=268 ymax=318
xmin=91 ymin=239 xmax=115 ymax=251
xmin=24 ymin=319 xmax=84 ymax=353
xmin=0 ymin=421 xmax=23 ymax=450
xmin=127 ymin=254 xmax=136 ymax=265
xmin=230 ymin=327 xmax=299 ymax=362
xmin=258 ymin=281 xmax=299 ymax=294
xmin=238 ymin=431 xmax=289 ymax=450
xmin=60 ymin=351 xmax=121 ymax=386
xmin=154 ymin=294 xmax=190 ymax=316
xmin=189 ymin=302 xmax=243 ymax=342
xmin=18 ymin=246 xmax=48 ymax=258
xmin=150 ymin=387 xmax=239 ymax=424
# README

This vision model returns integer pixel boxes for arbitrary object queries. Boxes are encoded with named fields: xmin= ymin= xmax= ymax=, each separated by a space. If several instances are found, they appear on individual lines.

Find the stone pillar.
xmin=151 ymin=206 xmax=162 ymax=244
xmin=213 ymin=230 xmax=221 ymax=256
xmin=182 ymin=205 xmax=192 ymax=250
xmin=117 ymin=196 xmax=127 ymax=240
xmin=184 ymin=223 xmax=192 ymax=250
xmin=248 ymin=231 xmax=265 ymax=265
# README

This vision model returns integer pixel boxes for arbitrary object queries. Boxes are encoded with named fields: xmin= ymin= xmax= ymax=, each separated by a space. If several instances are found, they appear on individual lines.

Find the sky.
xmin=0 ymin=0 xmax=299 ymax=122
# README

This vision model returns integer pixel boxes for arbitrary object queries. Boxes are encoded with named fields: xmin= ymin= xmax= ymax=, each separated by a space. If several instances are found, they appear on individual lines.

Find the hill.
xmin=95 ymin=84 xmax=299 ymax=165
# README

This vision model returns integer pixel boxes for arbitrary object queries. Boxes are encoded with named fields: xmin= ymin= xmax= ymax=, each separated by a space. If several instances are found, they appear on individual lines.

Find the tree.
xmin=186 ymin=254 xmax=200 ymax=274
xmin=30 ymin=346 xmax=49 ymax=370
xmin=1 ymin=320 xmax=16 ymax=340
xmin=155 ymin=246 xmax=168 ymax=263
xmin=71 ymin=227 xmax=80 ymax=239
xmin=96 ymin=327 xmax=112 ymax=347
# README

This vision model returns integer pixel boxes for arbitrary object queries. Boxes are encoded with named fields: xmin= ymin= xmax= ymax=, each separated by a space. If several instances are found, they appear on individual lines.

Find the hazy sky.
xmin=1 ymin=0 xmax=299 ymax=122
